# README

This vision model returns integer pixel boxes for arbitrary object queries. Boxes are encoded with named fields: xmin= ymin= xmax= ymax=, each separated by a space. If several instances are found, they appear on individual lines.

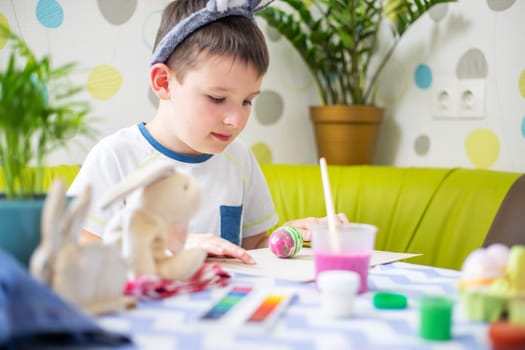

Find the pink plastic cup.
xmin=311 ymin=222 xmax=377 ymax=294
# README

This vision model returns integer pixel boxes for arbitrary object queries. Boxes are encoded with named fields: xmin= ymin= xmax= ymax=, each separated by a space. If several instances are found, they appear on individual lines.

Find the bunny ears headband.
xmin=150 ymin=0 xmax=274 ymax=65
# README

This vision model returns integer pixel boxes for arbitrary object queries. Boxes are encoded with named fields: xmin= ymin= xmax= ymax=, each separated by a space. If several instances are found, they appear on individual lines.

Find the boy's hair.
xmin=153 ymin=0 xmax=269 ymax=81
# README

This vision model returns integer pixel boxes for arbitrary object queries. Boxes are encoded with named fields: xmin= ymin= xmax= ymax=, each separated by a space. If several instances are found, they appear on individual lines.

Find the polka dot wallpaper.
xmin=0 ymin=0 xmax=524 ymax=171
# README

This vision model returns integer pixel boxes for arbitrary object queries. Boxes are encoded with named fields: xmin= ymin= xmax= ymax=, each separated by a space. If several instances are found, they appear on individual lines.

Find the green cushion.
xmin=262 ymin=164 xmax=520 ymax=270
xmin=407 ymin=169 xmax=520 ymax=269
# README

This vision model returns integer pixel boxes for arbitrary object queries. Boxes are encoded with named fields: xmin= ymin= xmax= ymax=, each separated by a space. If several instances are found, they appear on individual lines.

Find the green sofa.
xmin=261 ymin=164 xmax=524 ymax=270
xmin=2 ymin=164 xmax=523 ymax=271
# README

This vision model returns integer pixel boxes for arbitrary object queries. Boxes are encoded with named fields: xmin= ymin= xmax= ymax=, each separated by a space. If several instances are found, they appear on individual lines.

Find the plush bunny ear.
xmin=98 ymin=162 xmax=177 ymax=210
xmin=63 ymin=186 xmax=92 ymax=244
xmin=250 ymin=0 xmax=274 ymax=12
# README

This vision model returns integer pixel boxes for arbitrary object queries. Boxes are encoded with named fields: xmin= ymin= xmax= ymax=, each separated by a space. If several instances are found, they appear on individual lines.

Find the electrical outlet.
xmin=432 ymin=78 xmax=457 ymax=118
xmin=457 ymin=79 xmax=485 ymax=118
xmin=432 ymin=78 xmax=486 ymax=120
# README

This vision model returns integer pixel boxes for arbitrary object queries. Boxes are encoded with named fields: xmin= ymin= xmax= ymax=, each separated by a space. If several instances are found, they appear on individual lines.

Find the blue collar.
xmin=138 ymin=123 xmax=213 ymax=163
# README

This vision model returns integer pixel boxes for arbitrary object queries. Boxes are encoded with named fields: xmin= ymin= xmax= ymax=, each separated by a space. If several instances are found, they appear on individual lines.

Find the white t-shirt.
xmin=67 ymin=123 xmax=278 ymax=245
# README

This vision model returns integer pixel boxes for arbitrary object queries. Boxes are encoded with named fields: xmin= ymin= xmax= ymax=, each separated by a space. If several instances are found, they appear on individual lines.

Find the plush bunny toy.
xmin=30 ymin=180 xmax=132 ymax=315
xmin=99 ymin=162 xmax=207 ymax=281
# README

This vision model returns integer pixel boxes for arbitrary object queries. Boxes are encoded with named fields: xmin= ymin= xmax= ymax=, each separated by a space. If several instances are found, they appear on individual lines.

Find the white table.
xmin=99 ymin=262 xmax=490 ymax=349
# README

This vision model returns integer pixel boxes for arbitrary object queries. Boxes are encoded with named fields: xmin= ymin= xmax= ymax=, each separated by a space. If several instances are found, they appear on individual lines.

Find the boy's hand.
xmin=284 ymin=213 xmax=349 ymax=242
xmin=185 ymin=233 xmax=256 ymax=265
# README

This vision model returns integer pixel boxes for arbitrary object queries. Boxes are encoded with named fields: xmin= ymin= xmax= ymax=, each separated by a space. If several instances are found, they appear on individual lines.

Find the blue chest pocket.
xmin=220 ymin=205 xmax=243 ymax=246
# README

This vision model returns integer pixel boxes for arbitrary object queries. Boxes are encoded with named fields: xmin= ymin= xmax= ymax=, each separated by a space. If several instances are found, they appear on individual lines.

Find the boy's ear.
xmin=150 ymin=63 xmax=171 ymax=100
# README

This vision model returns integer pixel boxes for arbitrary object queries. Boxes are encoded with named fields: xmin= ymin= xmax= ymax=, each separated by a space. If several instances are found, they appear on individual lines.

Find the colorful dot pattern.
xmin=0 ymin=1 xmax=523 ymax=170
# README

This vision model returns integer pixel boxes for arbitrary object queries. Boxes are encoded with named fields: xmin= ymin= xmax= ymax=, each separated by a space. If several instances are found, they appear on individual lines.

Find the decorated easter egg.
xmin=268 ymin=226 xmax=303 ymax=258
xmin=460 ymin=244 xmax=510 ymax=289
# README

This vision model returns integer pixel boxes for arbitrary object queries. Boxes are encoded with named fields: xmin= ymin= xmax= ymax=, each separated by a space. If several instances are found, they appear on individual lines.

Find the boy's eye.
xmin=208 ymin=96 xmax=225 ymax=104
xmin=243 ymin=100 xmax=253 ymax=106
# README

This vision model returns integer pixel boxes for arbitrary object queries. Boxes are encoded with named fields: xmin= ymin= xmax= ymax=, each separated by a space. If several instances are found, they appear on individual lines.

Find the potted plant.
xmin=0 ymin=26 xmax=96 ymax=265
xmin=258 ymin=0 xmax=456 ymax=164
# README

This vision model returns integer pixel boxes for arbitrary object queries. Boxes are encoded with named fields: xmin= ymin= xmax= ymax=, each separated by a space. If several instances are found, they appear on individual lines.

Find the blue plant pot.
xmin=0 ymin=199 xmax=45 ymax=267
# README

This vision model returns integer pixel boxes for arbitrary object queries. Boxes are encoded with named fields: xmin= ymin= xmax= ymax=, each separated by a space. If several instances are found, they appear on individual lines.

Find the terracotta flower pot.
xmin=310 ymin=105 xmax=384 ymax=165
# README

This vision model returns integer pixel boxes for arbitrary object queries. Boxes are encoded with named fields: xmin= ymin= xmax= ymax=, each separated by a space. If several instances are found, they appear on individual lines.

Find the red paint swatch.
xmin=246 ymin=294 xmax=287 ymax=323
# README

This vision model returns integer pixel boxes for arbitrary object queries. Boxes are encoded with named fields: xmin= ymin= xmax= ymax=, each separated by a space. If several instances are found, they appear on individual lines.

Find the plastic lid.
xmin=373 ymin=292 xmax=408 ymax=309
xmin=317 ymin=270 xmax=360 ymax=293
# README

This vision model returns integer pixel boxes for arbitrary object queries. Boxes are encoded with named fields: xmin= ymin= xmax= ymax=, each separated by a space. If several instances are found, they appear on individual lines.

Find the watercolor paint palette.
xmin=198 ymin=285 xmax=295 ymax=332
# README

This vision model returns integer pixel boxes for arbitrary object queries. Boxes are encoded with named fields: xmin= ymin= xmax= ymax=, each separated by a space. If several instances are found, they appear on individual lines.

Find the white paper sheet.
xmin=207 ymin=248 xmax=421 ymax=282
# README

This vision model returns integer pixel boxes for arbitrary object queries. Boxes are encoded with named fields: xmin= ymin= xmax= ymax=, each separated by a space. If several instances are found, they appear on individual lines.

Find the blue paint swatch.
xmin=200 ymin=286 xmax=253 ymax=320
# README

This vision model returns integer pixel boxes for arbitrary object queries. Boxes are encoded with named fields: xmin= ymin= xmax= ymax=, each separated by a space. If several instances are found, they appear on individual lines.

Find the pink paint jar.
xmin=310 ymin=222 xmax=377 ymax=294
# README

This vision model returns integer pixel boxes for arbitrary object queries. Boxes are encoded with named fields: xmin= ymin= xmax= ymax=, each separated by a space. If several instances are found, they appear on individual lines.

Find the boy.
xmin=68 ymin=0 xmax=346 ymax=264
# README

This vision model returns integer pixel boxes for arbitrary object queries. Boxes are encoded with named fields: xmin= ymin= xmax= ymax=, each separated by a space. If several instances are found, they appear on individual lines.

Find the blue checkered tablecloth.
xmin=98 ymin=262 xmax=490 ymax=350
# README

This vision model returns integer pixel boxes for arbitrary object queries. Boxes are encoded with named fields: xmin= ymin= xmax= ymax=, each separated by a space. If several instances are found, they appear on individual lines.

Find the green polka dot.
xmin=87 ymin=64 xmax=123 ymax=100
xmin=279 ymin=47 xmax=314 ymax=92
xmin=487 ymin=0 xmax=516 ymax=11
xmin=0 ymin=13 xmax=9 ymax=49
xmin=428 ymin=4 xmax=449 ymax=22
xmin=519 ymin=70 xmax=525 ymax=98
xmin=377 ymin=59 xmax=408 ymax=103
xmin=457 ymin=48 xmax=488 ymax=79
xmin=265 ymin=25 xmax=281 ymax=42
xmin=97 ymin=0 xmax=137 ymax=25
xmin=251 ymin=142 xmax=273 ymax=164
xmin=414 ymin=135 xmax=430 ymax=156
xmin=255 ymin=90 xmax=283 ymax=126
xmin=465 ymin=128 xmax=500 ymax=169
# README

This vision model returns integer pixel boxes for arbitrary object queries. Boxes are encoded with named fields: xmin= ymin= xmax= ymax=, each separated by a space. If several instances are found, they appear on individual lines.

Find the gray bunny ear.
xmin=98 ymin=162 xmax=177 ymax=210
xmin=213 ymin=0 xmax=274 ymax=12
xmin=251 ymin=0 xmax=274 ymax=12
xmin=214 ymin=0 xmax=245 ymax=12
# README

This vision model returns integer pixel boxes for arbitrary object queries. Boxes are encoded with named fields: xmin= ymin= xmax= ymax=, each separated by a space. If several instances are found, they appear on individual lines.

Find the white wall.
xmin=1 ymin=0 xmax=523 ymax=172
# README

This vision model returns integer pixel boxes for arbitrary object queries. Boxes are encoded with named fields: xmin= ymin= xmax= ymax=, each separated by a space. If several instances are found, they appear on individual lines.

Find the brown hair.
xmin=153 ymin=0 xmax=269 ymax=81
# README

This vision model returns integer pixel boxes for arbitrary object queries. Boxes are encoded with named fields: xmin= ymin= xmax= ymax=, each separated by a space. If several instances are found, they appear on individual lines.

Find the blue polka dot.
xmin=36 ymin=0 xmax=64 ymax=29
xmin=521 ymin=117 xmax=525 ymax=138
xmin=414 ymin=64 xmax=432 ymax=89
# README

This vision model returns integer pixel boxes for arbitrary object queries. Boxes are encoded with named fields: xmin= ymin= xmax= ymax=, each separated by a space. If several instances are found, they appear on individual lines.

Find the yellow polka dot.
xmin=465 ymin=128 xmax=500 ymax=169
xmin=519 ymin=70 xmax=525 ymax=98
xmin=86 ymin=64 xmax=123 ymax=100
xmin=251 ymin=142 xmax=273 ymax=164
xmin=0 ymin=13 xmax=10 ymax=50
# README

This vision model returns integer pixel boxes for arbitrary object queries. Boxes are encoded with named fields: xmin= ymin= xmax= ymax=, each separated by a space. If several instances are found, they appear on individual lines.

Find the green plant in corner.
xmin=257 ymin=0 xmax=457 ymax=106
xmin=0 ymin=25 xmax=96 ymax=199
